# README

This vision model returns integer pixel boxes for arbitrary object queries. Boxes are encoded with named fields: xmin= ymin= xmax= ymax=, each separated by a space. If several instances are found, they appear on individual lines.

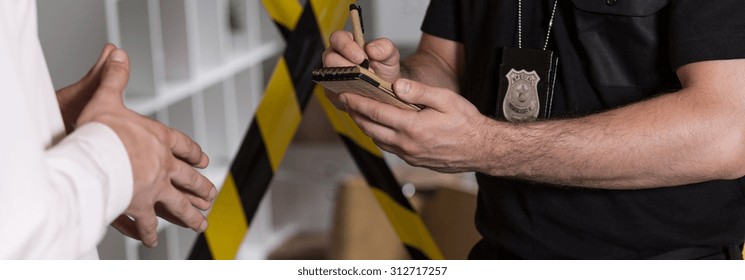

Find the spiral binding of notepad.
xmin=312 ymin=65 xmax=422 ymax=111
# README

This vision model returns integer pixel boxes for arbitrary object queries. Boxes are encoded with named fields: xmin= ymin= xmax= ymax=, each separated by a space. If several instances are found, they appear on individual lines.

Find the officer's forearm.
xmin=477 ymin=60 xmax=745 ymax=189
xmin=400 ymin=34 xmax=463 ymax=93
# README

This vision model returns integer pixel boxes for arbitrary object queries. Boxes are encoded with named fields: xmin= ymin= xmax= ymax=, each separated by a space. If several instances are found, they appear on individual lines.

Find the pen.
xmin=349 ymin=4 xmax=369 ymax=69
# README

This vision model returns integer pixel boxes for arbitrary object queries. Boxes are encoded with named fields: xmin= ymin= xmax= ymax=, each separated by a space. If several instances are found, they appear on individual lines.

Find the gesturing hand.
xmin=77 ymin=48 xmax=216 ymax=247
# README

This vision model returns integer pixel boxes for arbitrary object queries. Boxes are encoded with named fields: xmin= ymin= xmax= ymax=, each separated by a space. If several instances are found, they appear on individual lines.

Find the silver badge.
xmin=503 ymin=69 xmax=540 ymax=122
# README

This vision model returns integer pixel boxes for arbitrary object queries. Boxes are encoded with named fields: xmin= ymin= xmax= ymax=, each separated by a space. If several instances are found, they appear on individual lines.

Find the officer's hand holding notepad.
xmin=312 ymin=66 xmax=422 ymax=111
xmin=312 ymin=4 xmax=422 ymax=111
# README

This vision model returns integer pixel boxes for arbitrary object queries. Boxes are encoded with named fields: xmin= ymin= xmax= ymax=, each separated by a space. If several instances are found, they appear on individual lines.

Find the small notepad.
xmin=312 ymin=66 xmax=423 ymax=111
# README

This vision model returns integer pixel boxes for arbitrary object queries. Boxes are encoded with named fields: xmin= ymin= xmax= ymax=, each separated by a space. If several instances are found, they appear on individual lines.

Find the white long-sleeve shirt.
xmin=0 ymin=0 xmax=133 ymax=259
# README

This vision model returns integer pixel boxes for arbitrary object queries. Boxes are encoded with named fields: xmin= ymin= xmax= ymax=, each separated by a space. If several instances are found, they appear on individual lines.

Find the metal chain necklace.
xmin=518 ymin=0 xmax=559 ymax=50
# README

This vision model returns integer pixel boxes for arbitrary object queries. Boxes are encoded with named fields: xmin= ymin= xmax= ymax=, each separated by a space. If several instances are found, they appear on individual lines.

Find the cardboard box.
xmin=328 ymin=172 xmax=480 ymax=260
xmin=269 ymin=168 xmax=480 ymax=260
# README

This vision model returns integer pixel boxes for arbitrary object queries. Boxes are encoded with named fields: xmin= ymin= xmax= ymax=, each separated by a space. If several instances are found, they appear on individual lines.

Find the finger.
xmin=393 ymin=79 xmax=451 ymax=112
xmin=85 ymin=44 xmax=117 ymax=79
xmin=95 ymin=48 xmax=130 ymax=102
xmin=372 ymin=139 xmax=405 ymax=156
xmin=154 ymin=203 xmax=189 ymax=228
xmin=184 ymin=193 xmax=212 ymax=211
xmin=323 ymin=89 xmax=347 ymax=111
xmin=366 ymin=38 xmax=400 ymax=67
xmin=168 ymin=158 xmax=217 ymax=201
xmin=166 ymin=127 xmax=209 ymax=168
xmin=61 ymin=44 xmax=118 ymax=102
xmin=138 ymin=117 xmax=208 ymax=167
xmin=329 ymin=30 xmax=367 ymax=65
xmin=340 ymin=92 xmax=413 ymax=130
xmin=155 ymin=193 xmax=210 ymax=227
xmin=131 ymin=210 xmax=159 ymax=247
xmin=160 ymin=187 xmax=208 ymax=233
xmin=111 ymin=214 xmax=141 ymax=240
xmin=345 ymin=103 xmax=399 ymax=145
xmin=322 ymin=48 xmax=357 ymax=68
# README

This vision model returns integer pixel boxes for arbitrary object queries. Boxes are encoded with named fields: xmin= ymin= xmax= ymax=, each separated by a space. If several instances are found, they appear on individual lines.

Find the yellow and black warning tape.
xmin=189 ymin=0 xmax=442 ymax=260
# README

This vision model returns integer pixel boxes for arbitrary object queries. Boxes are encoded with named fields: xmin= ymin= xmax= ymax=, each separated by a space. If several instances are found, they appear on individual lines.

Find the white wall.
xmin=363 ymin=0 xmax=430 ymax=56
xmin=37 ymin=0 xmax=109 ymax=90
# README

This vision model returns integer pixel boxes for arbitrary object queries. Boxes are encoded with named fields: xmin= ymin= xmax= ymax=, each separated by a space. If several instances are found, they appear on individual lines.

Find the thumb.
xmin=392 ymin=78 xmax=450 ymax=111
xmin=96 ymin=48 xmax=131 ymax=102
xmin=76 ymin=48 xmax=131 ymax=126
xmin=83 ymin=43 xmax=117 ymax=82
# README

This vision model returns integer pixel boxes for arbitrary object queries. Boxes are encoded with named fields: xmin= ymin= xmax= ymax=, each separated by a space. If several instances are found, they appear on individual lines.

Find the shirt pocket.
xmin=569 ymin=0 xmax=671 ymax=89
xmin=571 ymin=0 xmax=666 ymax=16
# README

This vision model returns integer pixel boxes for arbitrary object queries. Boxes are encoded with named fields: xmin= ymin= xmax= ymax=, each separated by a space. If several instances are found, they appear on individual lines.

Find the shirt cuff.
xmin=49 ymin=122 xmax=133 ymax=224
xmin=76 ymin=122 xmax=133 ymax=221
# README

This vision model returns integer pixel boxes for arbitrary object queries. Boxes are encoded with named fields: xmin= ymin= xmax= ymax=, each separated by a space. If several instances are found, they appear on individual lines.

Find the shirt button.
xmin=606 ymin=0 xmax=617 ymax=6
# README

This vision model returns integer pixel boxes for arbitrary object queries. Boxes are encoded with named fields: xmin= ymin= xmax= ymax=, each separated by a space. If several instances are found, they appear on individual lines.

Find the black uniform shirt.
xmin=421 ymin=0 xmax=745 ymax=259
